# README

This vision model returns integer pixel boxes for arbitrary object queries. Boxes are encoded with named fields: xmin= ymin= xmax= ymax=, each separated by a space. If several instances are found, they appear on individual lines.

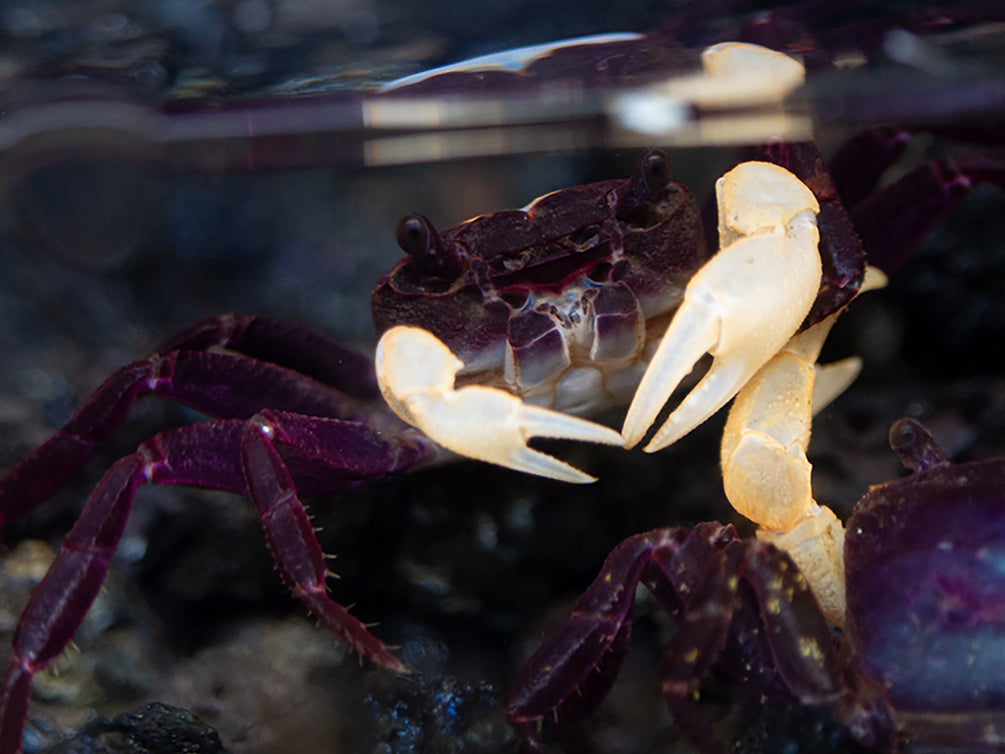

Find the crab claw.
xmin=375 ymin=326 xmax=624 ymax=483
xmin=622 ymin=162 xmax=823 ymax=452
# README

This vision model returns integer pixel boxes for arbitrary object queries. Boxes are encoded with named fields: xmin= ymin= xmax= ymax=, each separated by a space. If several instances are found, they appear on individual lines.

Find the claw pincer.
xmin=375 ymin=326 xmax=623 ymax=483
xmin=622 ymin=160 xmax=823 ymax=452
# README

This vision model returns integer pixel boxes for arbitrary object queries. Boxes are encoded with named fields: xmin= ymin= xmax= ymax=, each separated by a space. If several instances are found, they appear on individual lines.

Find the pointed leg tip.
xmin=386 ymin=657 xmax=409 ymax=674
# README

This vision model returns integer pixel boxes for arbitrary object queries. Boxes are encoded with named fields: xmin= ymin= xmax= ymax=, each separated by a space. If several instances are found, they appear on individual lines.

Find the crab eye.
xmin=396 ymin=213 xmax=434 ymax=258
xmin=888 ymin=418 xmax=919 ymax=454
xmin=639 ymin=149 xmax=671 ymax=195
xmin=617 ymin=149 xmax=674 ymax=223
xmin=395 ymin=212 xmax=461 ymax=279
xmin=888 ymin=418 xmax=949 ymax=473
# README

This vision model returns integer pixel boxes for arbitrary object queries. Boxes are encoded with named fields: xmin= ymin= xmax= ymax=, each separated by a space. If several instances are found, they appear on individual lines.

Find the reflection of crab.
xmin=508 ymin=418 xmax=1005 ymax=751
xmin=0 ymin=38 xmax=1002 ymax=754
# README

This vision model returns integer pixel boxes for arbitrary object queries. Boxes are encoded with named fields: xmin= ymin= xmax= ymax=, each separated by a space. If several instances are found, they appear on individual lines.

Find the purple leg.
xmin=508 ymin=530 xmax=671 ymax=736
xmin=508 ymin=523 xmax=886 ymax=752
xmin=822 ymin=128 xmax=1005 ymax=276
xmin=723 ymin=541 xmax=844 ymax=704
xmin=155 ymin=315 xmax=380 ymax=401
xmin=240 ymin=412 xmax=408 ymax=667
xmin=0 ymin=450 xmax=143 ymax=754
xmin=0 ymin=349 xmax=388 ymax=527
xmin=0 ymin=412 xmax=421 ymax=754
xmin=508 ymin=525 xmax=740 ymax=750
xmin=825 ymin=127 xmax=910 ymax=210
xmin=849 ymin=152 xmax=1005 ymax=275
xmin=643 ymin=527 xmax=740 ymax=753
xmin=741 ymin=536 xmax=897 ymax=752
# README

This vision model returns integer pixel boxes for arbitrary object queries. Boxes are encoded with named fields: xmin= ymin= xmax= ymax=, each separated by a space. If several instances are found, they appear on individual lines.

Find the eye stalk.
xmin=617 ymin=148 xmax=674 ymax=222
xmin=888 ymin=418 xmax=949 ymax=473
xmin=395 ymin=213 xmax=461 ymax=280
xmin=639 ymin=148 xmax=671 ymax=195
xmin=395 ymin=213 xmax=435 ymax=257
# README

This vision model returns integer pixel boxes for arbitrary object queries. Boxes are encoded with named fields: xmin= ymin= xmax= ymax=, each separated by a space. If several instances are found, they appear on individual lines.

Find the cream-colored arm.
xmin=622 ymin=161 xmax=823 ymax=452
xmin=375 ymin=326 xmax=624 ymax=483
xmin=719 ymin=315 xmax=846 ymax=624
xmin=718 ymin=263 xmax=887 ymax=626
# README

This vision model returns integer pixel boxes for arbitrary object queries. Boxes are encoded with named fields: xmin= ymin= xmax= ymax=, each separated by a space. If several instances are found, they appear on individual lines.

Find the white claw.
xmin=375 ymin=326 xmax=624 ymax=483
xmin=621 ymin=162 xmax=823 ymax=452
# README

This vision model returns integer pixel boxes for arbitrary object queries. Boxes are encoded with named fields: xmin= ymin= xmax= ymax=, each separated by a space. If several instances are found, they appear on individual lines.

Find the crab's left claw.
xmin=375 ymin=326 xmax=624 ymax=483
xmin=622 ymin=162 xmax=823 ymax=453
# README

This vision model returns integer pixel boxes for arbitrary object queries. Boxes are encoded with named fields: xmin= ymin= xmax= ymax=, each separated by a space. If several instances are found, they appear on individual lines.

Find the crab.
xmin=507 ymin=417 xmax=1005 ymax=751
xmin=0 ymin=29 xmax=1003 ymax=753
xmin=375 ymin=128 xmax=1002 ymax=750
xmin=370 ymin=133 xmax=1003 ymax=627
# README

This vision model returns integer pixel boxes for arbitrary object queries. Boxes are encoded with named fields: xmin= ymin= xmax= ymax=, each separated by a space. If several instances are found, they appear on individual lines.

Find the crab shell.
xmin=370 ymin=150 xmax=709 ymax=413
xmin=845 ymin=420 xmax=1005 ymax=744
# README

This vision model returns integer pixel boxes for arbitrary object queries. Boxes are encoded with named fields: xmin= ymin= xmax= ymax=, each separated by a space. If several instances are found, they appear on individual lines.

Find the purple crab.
xmin=508 ymin=418 xmax=1005 ymax=751
xmin=0 ymin=31 xmax=1003 ymax=754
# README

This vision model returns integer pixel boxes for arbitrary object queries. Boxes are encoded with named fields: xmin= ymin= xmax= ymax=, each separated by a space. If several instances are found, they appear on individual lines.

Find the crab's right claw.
xmin=375 ymin=326 xmax=624 ymax=483
xmin=622 ymin=162 xmax=823 ymax=453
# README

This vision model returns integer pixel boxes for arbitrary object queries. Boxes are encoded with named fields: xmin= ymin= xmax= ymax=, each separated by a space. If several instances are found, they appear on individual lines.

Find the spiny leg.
xmin=240 ymin=412 xmax=408 ymax=669
xmin=509 ymin=523 xmax=872 ymax=752
xmin=729 ymin=540 xmax=895 ymax=751
xmin=508 ymin=530 xmax=680 ymax=738
xmin=0 ymin=349 xmax=376 ymax=528
xmin=0 ymin=451 xmax=143 ymax=754
xmin=643 ymin=527 xmax=740 ymax=754
xmin=155 ymin=314 xmax=381 ymax=401
xmin=508 ymin=525 xmax=740 ymax=750
xmin=647 ymin=537 xmax=843 ymax=752
xmin=0 ymin=360 xmax=159 ymax=525
xmin=1 ymin=415 xmax=418 ymax=754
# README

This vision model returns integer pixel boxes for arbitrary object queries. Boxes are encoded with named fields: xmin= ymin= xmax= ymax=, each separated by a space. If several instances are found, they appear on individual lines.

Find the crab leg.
xmin=0 ymin=413 xmax=417 ymax=754
xmin=0 ymin=349 xmax=378 ymax=528
xmin=509 ymin=523 xmax=850 ymax=753
xmin=156 ymin=314 xmax=381 ymax=401
xmin=622 ymin=161 xmax=822 ymax=452
xmin=375 ymin=326 xmax=624 ymax=483
xmin=240 ymin=413 xmax=409 ymax=668
xmin=848 ymin=151 xmax=1005 ymax=275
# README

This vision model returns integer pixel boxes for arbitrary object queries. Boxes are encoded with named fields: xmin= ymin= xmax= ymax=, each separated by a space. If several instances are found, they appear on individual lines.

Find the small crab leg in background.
xmin=622 ymin=161 xmax=823 ymax=452
xmin=375 ymin=326 xmax=624 ymax=483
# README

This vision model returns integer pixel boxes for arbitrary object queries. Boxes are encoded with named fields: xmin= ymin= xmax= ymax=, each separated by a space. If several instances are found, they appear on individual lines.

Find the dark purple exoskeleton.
xmin=372 ymin=149 xmax=709 ymax=413
xmin=844 ymin=419 xmax=1005 ymax=749
xmin=508 ymin=419 xmax=1005 ymax=751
